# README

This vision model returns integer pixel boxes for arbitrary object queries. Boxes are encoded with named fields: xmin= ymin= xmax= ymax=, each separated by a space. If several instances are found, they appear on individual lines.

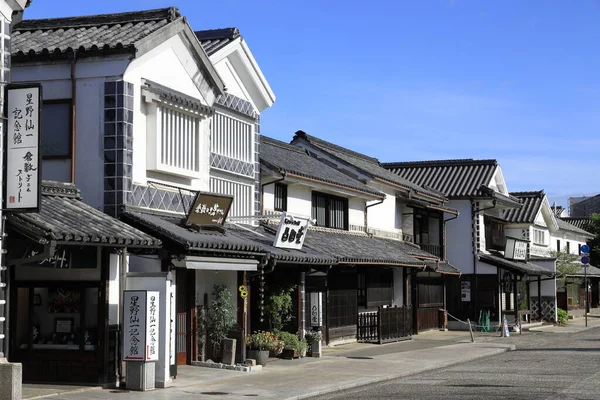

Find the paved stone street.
xmin=310 ymin=321 xmax=600 ymax=399
xmin=18 ymin=317 xmax=600 ymax=400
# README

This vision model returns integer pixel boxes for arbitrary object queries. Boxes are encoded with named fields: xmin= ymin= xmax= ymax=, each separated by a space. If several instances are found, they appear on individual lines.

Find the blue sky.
xmin=23 ymin=1 xmax=600 ymax=208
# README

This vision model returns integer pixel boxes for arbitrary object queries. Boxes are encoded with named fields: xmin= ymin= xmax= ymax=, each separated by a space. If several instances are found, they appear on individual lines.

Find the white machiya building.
xmin=505 ymin=190 xmax=597 ymax=320
xmin=259 ymin=133 xmax=461 ymax=344
xmin=383 ymin=159 xmax=554 ymax=330
xmin=9 ymin=6 xmax=276 ymax=388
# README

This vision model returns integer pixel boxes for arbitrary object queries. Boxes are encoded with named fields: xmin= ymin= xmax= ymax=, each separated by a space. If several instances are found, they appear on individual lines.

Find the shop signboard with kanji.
xmin=123 ymin=290 xmax=160 ymax=361
xmin=3 ymin=84 xmax=42 ymax=212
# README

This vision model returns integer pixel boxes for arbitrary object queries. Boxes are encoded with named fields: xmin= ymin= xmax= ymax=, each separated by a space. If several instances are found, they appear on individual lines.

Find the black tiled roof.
xmin=561 ymin=217 xmax=595 ymax=232
xmin=121 ymin=209 xmax=336 ymax=264
xmin=292 ymin=131 xmax=447 ymax=202
xmin=13 ymin=7 xmax=180 ymax=59
xmin=195 ymin=27 xmax=239 ymax=56
xmin=551 ymin=205 xmax=565 ymax=217
xmin=216 ymin=93 xmax=257 ymax=119
xmin=572 ymin=265 xmax=600 ymax=277
xmin=228 ymin=224 xmax=336 ymax=265
xmin=382 ymin=159 xmax=500 ymax=198
xmin=478 ymin=251 xmax=552 ymax=276
xmin=260 ymin=136 xmax=384 ymax=198
xmin=121 ymin=210 xmax=263 ymax=254
xmin=555 ymin=218 xmax=594 ymax=237
xmin=302 ymin=229 xmax=430 ymax=267
xmin=424 ymin=260 xmax=461 ymax=275
xmin=7 ymin=181 xmax=160 ymax=248
xmin=504 ymin=191 xmax=545 ymax=223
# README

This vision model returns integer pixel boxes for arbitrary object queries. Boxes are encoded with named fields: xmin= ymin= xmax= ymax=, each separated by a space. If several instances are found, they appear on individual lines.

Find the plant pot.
xmin=247 ymin=349 xmax=269 ymax=366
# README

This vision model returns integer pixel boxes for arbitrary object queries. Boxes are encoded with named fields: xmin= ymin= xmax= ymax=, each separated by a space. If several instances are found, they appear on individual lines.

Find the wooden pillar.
xmin=237 ymin=271 xmax=248 ymax=363
xmin=513 ymin=274 xmax=518 ymax=327
xmin=537 ymin=276 xmax=542 ymax=321
xmin=186 ymin=269 xmax=195 ymax=364
xmin=99 ymin=248 xmax=110 ymax=385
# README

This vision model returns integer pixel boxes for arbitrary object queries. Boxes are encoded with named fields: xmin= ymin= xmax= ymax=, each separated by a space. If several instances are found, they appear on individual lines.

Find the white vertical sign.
xmin=146 ymin=291 xmax=159 ymax=361
xmin=4 ymin=84 xmax=42 ymax=211
xmin=310 ymin=292 xmax=323 ymax=327
xmin=169 ymin=285 xmax=176 ymax=367
xmin=123 ymin=290 xmax=160 ymax=362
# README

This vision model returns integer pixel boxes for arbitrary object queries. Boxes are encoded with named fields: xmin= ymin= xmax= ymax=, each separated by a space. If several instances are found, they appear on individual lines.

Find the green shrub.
xmin=557 ymin=308 xmax=568 ymax=325
xmin=277 ymin=331 xmax=300 ymax=349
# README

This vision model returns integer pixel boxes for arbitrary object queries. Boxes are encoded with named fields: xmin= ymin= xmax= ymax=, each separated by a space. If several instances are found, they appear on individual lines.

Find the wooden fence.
xmin=357 ymin=305 xmax=412 ymax=344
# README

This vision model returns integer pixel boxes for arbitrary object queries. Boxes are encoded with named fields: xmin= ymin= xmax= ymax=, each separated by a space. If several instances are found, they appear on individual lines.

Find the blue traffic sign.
xmin=581 ymin=244 xmax=590 ymax=254
xmin=582 ymin=256 xmax=590 ymax=265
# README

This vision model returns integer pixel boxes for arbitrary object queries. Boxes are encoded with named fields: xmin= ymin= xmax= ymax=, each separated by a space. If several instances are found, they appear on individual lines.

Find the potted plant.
xmin=277 ymin=331 xmax=308 ymax=359
xmin=305 ymin=330 xmax=322 ymax=357
xmin=198 ymin=284 xmax=237 ymax=362
xmin=246 ymin=331 xmax=280 ymax=366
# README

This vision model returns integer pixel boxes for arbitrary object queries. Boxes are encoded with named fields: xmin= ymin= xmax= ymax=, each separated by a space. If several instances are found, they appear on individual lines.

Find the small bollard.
xmin=467 ymin=318 xmax=475 ymax=342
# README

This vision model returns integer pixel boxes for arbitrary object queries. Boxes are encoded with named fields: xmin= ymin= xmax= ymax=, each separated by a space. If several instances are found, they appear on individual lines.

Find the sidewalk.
xmin=19 ymin=320 xmax=598 ymax=400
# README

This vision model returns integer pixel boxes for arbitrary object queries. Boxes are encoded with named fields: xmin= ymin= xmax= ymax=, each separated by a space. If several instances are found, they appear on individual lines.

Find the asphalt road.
xmin=309 ymin=327 xmax=600 ymax=400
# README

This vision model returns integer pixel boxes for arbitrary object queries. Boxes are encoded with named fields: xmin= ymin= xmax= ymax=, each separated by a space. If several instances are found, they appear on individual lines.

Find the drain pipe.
xmin=470 ymin=198 xmax=497 ymax=318
xmin=69 ymin=50 xmax=78 ymax=184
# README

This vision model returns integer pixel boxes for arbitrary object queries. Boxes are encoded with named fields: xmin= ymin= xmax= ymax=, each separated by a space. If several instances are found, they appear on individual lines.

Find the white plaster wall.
xmin=261 ymin=180 xmax=275 ymax=212
xmin=549 ymin=231 xmax=589 ymax=256
xmin=475 ymin=260 xmax=497 ymax=275
xmin=445 ymin=200 xmax=474 ymax=273
xmin=366 ymin=183 xmax=399 ymax=232
xmin=534 ymin=211 xmax=547 ymax=227
xmin=195 ymin=270 xmax=238 ymax=307
xmin=286 ymin=184 xmax=312 ymax=217
xmin=348 ymin=197 xmax=365 ymax=228
xmin=214 ymin=59 xmax=251 ymax=104
xmin=123 ymin=34 xmax=213 ymax=189
xmin=392 ymin=269 xmax=404 ymax=306
xmin=108 ymin=253 xmax=121 ymax=325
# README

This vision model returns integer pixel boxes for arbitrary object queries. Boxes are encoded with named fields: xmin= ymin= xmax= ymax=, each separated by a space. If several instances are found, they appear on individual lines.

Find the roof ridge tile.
xmin=14 ymin=7 xmax=179 ymax=31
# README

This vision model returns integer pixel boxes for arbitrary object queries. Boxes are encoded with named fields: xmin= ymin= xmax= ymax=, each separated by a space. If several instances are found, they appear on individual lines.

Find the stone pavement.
xmin=19 ymin=317 xmax=600 ymax=400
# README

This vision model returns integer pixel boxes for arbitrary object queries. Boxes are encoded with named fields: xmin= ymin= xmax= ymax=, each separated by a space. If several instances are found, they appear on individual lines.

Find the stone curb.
xmin=284 ymin=344 xmax=516 ymax=400
xmin=191 ymin=360 xmax=262 ymax=372
xmin=25 ymin=386 xmax=102 ymax=400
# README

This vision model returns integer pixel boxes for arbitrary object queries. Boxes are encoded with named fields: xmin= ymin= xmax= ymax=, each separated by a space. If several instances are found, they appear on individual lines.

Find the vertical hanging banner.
xmin=3 ymin=84 xmax=42 ymax=212
xmin=123 ymin=290 xmax=160 ymax=362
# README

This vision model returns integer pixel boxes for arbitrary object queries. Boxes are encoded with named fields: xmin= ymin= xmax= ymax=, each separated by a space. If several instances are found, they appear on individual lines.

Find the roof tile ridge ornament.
xmin=40 ymin=180 xmax=81 ymax=199
xmin=381 ymin=158 xmax=498 ymax=168
xmin=195 ymin=27 xmax=240 ymax=40
xmin=293 ymin=130 xmax=380 ymax=164
xmin=14 ymin=7 xmax=179 ymax=31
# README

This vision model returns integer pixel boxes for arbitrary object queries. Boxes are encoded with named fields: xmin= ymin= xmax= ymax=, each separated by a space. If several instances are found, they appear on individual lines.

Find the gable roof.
xmin=195 ymin=27 xmax=240 ymax=56
xmin=291 ymin=131 xmax=448 ymax=203
xmin=13 ymin=7 xmax=180 ymax=59
xmin=7 ymin=181 xmax=160 ymax=248
xmin=382 ymin=158 xmax=500 ymax=198
xmin=504 ymin=191 xmax=545 ymax=224
xmin=260 ymin=136 xmax=384 ymax=198
xmin=11 ymin=7 xmax=224 ymax=93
